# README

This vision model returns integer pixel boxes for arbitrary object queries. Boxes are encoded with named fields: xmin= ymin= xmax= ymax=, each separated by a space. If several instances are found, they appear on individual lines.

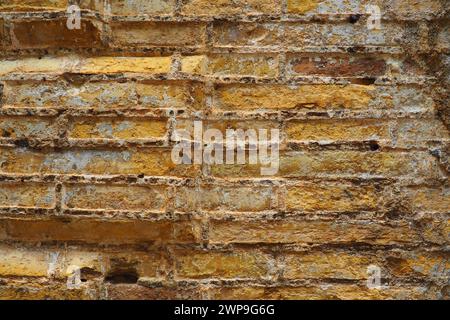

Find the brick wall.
xmin=0 ymin=0 xmax=448 ymax=300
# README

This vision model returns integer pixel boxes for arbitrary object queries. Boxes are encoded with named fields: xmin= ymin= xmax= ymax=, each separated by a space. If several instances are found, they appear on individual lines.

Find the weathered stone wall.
xmin=0 ymin=0 xmax=448 ymax=299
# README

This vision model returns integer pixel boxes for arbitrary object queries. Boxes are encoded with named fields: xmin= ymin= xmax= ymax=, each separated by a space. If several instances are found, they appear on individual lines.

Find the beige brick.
xmin=181 ymin=55 xmax=208 ymax=74
xmin=211 ymin=151 xmax=439 ymax=179
xmin=0 ymin=244 xmax=165 ymax=279
xmin=214 ymin=84 xmax=376 ymax=110
xmin=209 ymin=54 xmax=279 ymax=77
xmin=279 ymin=151 xmax=439 ymax=179
xmin=0 ymin=183 xmax=55 ymax=209
xmin=105 ymin=283 xmax=201 ymax=300
xmin=209 ymin=219 xmax=420 ymax=245
xmin=286 ymin=120 xmax=389 ymax=142
xmin=135 ymin=81 xmax=205 ymax=109
xmin=3 ymin=80 xmax=203 ymax=109
xmin=68 ymin=118 xmax=168 ymax=140
xmin=63 ymin=184 xmax=168 ymax=211
xmin=174 ymin=250 xmax=270 ymax=279
xmin=10 ymin=19 xmax=102 ymax=49
xmin=181 ymin=0 xmax=281 ymax=15
xmin=110 ymin=0 xmax=175 ymax=16
xmin=175 ymin=185 xmax=274 ymax=212
xmin=407 ymin=187 xmax=450 ymax=213
xmin=286 ymin=183 xmax=383 ymax=212
xmin=213 ymin=22 xmax=281 ymax=47
xmin=209 ymin=284 xmax=440 ymax=300
xmin=0 ymin=147 xmax=199 ymax=177
xmin=393 ymin=119 xmax=449 ymax=147
xmin=283 ymin=252 xmax=374 ymax=280
xmin=284 ymin=22 xmax=404 ymax=47
xmin=0 ymin=282 xmax=98 ymax=300
xmin=0 ymin=116 xmax=58 ymax=140
xmin=386 ymin=0 xmax=444 ymax=19
xmin=111 ymin=22 xmax=206 ymax=47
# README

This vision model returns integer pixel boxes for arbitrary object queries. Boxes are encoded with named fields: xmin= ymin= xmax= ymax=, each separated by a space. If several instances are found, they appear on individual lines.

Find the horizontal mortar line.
xmin=205 ymin=215 xmax=433 ymax=224
xmin=203 ymin=242 xmax=448 ymax=252
xmin=0 ymin=239 xmax=442 ymax=253
xmin=0 ymin=73 xmax=438 ymax=85
xmin=210 ymin=46 xmax=405 ymax=54
xmin=0 ymin=174 xmax=191 ymax=184
xmin=285 ymin=141 xmax=450 ymax=149
xmin=0 ymin=277 xmax=443 ymax=290
xmin=134 ymin=278 xmax=442 ymax=288
xmin=0 ymin=106 xmax=189 ymax=116
xmin=213 ymin=112 xmax=440 ymax=120
xmin=0 ymin=11 xmax=444 ymax=23
xmin=0 ymin=241 xmax=164 ymax=250
xmin=1 ymin=174 xmax=431 ymax=186
xmin=0 ymin=109 xmax=440 ymax=120
xmin=1 ymin=139 xmax=446 ymax=152
xmin=0 ymin=212 xmax=197 ymax=222
xmin=0 ymin=208 xmax=436 ymax=223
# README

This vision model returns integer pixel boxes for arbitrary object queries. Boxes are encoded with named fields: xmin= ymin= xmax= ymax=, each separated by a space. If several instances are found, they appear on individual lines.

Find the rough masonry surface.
xmin=0 ymin=0 xmax=448 ymax=300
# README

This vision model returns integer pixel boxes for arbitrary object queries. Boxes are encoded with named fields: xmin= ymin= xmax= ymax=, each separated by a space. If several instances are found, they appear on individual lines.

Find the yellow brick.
xmin=386 ymin=252 xmax=449 ymax=280
xmin=286 ymin=183 xmax=382 ymax=212
xmin=181 ymin=0 xmax=281 ymax=15
xmin=214 ymin=84 xmax=376 ymax=110
xmin=0 ymin=183 xmax=55 ymax=208
xmin=209 ymin=220 xmax=420 ymax=245
xmin=63 ymin=184 xmax=168 ymax=211
xmin=286 ymin=120 xmax=389 ymax=142
xmin=0 ymin=56 xmax=172 ymax=75
xmin=283 ymin=252 xmax=374 ymax=280
xmin=0 ymin=148 xmax=199 ymax=177
xmin=287 ymin=0 xmax=321 ymax=14
xmin=0 ymin=0 xmax=68 ymax=11
xmin=0 ymin=245 xmax=50 ymax=277
xmin=174 ymin=250 xmax=270 ymax=279
xmin=79 ymin=57 xmax=172 ymax=74
xmin=0 ymin=217 xmax=201 ymax=244
xmin=68 ymin=118 xmax=167 ymax=140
